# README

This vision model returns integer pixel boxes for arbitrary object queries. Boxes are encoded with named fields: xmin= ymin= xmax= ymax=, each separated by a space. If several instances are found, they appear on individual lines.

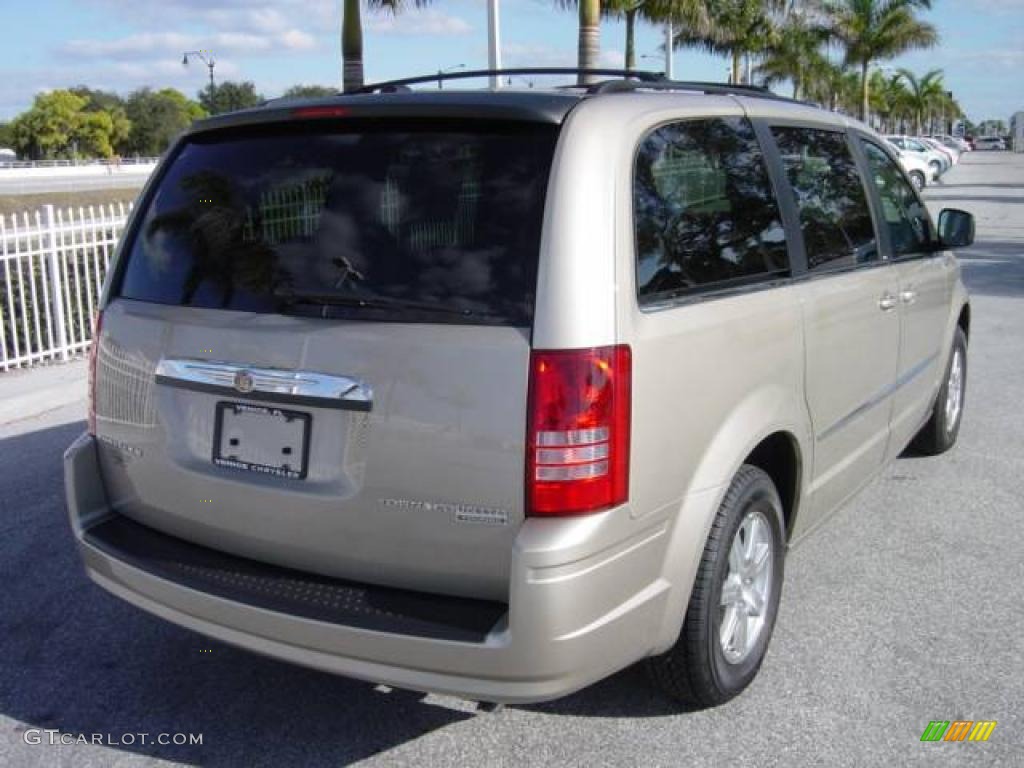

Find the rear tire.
xmin=647 ymin=465 xmax=785 ymax=708
xmin=912 ymin=327 xmax=968 ymax=455
xmin=909 ymin=170 xmax=926 ymax=191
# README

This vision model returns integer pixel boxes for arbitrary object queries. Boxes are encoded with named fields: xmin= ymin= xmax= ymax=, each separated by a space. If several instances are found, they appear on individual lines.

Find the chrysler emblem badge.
xmin=233 ymin=370 xmax=255 ymax=394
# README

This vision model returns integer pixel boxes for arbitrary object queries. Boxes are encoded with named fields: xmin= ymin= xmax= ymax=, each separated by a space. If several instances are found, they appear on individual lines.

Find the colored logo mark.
xmin=920 ymin=721 xmax=997 ymax=742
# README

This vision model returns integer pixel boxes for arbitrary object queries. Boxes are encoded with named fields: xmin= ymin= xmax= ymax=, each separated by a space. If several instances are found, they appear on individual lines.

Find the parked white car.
xmin=919 ymin=137 xmax=959 ymax=166
xmin=887 ymin=136 xmax=950 ymax=176
xmin=932 ymin=134 xmax=970 ymax=153
xmin=975 ymin=136 xmax=1007 ymax=151
xmin=893 ymin=148 xmax=933 ymax=190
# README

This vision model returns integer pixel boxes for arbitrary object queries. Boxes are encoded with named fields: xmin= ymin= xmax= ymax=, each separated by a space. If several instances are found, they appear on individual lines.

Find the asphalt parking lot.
xmin=1 ymin=151 xmax=1021 ymax=768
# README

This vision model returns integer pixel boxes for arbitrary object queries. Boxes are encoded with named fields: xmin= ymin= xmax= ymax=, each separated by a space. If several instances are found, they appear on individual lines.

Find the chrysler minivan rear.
xmin=64 ymin=100 xmax=666 ymax=703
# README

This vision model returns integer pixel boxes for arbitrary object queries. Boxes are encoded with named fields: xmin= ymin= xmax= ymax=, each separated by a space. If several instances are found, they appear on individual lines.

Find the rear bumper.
xmin=65 ymin=433 xmax=672 ymax=703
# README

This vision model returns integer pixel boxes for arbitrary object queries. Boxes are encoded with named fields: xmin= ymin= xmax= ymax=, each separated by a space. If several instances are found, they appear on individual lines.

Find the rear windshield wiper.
xmin=273 ymin=290 xmax=495 ymax=319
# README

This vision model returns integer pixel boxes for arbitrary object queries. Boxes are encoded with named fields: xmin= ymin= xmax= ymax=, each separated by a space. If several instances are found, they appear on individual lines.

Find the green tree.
xmin=10 ymin=91 xmax=84 ymax=159
xmin=0 ymin=122 xmax=13 ymax=148
xmin=199 ymin=81 xmax=264 ymax=115
xmin=675 ymin=0 xmax=782 ymax=85
xmin=896 ymin=68 xmax=943 ymax=134
xmin=282 ymin=85 xmax=338 ymax=99
xmin=343 ymin=1 xmax=431 ymax=93
xmin=70 ymin=86 xmax=132 ymax=153
xmin=757 ymin=9 xmax=829 ymax=98
xmin=559 ymin=1 xmax=710 ymax=73
xmin=577 ymin=0 xmax=602 ymax=81
xmin=868 ymin=70 xmax=911 ymax=131
xmin=125 ymin=88 xmax=206 ymax=155
xmin=69 ymin=86 xmax=123 ymax=114
xmin=75 ymin=110 xmax=117 ymax=157
xmin=816 ymin=0 xmax=938 ymax=121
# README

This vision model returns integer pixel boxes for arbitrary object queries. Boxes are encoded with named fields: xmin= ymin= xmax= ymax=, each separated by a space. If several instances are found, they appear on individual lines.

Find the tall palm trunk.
xmin=577 ymin=0 xmax=600 ymax=84
xmin=859 ymin=59 xmax=870 ymax=122
xmin=731 ymin=51 xmax=742 ymax=85
xmin=342 ymin=0 xmax=364 ymax=93
xmin=625 ymin=8 xmax=638 ymax=71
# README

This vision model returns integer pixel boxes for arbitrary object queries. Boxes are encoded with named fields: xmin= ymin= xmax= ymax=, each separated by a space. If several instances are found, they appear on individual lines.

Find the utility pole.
xmin=488 ymin=0 xmax=502 ymax=89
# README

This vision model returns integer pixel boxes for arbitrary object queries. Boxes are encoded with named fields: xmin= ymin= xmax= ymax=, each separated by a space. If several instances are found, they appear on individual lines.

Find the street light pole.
xmin=437 ymin=64 xmax=466 ymax=90
xmin=487 ymin=0 xmax=502 ymax=89
xmin=183 ymin=50 xmax=216 ymax=91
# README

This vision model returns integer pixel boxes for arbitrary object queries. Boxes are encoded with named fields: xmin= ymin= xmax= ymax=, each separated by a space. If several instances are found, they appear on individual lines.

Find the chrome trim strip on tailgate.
xmin=154 ymin=358 xmax=373 ymax=412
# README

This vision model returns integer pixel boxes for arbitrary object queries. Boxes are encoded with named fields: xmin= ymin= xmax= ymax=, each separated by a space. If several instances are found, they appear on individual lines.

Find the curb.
xmin=0 ymin=361 xmax=87 ymax=425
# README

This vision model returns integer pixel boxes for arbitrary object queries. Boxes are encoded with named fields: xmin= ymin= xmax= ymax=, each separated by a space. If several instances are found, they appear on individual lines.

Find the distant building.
xmin=1012 ymin=112 xmax=1024 ymax=153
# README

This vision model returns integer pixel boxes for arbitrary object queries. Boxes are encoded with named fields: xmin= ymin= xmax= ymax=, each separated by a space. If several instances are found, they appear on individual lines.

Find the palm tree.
xmin=343 ymin=0 xmax=432 ymax=93
xmin=897 ymin=67 xmax=943 ymax=134
xmin=674 ymin=0 xmax=783 ymax=85
xmin=558 ymin=1 xmax=710 ymax=80
xmin=577 ymin=0 xmax=601 ymax=82
xmin=611 ymin=1 xmax=709 ymax=71
xmin=816 ymin=0 xmax=938 ymax=122
xmin=757 ymin=10 xmax=829 ymax=98
xmin=868 ymin=70 xmax=911 ymax=131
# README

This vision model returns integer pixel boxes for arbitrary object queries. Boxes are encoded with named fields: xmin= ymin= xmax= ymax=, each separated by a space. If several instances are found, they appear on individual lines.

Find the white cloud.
xmin=62 ymin=28 xmax=317 ymax=60
xmin=364 ymin=9 xmax=472 ymax=37
xmin=503 ymin=42 xmax=624 ymax=70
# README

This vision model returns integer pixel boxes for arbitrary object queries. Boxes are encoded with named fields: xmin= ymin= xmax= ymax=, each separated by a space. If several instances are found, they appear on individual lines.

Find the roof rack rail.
xmin=585 ymin=78 xmax=788 ymax=101
xmin=353 ymin=67 xmax=796 ymax=104
xmin=355 ymin=68 xmax=666 ymax=94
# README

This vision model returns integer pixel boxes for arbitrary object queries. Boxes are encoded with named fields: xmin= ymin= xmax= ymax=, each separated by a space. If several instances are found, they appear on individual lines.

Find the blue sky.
xmin=0 ymin=0 xmax=1021 ymax=122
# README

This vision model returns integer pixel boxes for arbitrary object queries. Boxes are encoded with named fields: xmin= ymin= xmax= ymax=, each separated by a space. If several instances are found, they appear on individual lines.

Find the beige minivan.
xmin=64 ymin=70 xmax=973 ymax=707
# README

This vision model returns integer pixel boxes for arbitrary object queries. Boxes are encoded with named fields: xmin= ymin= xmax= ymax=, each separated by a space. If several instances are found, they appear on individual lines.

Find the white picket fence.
xmin=0 ymin=203 xmax=133 ymax=371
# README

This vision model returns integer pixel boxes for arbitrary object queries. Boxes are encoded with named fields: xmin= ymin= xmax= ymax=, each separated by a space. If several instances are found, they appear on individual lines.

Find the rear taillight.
xmin=87 ymin=311 xmax=103 ymax=435
xmin=527 ymin=345 xmax=631 ymax=516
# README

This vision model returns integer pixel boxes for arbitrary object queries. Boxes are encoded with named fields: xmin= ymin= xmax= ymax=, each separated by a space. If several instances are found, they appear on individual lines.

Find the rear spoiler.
xmin=186 ymin=92 xmax=579 ymax=138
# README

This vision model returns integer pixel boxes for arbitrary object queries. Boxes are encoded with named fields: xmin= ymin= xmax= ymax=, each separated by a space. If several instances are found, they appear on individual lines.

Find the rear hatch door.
xmin=94 ymin=116 xmax=558 ymax=601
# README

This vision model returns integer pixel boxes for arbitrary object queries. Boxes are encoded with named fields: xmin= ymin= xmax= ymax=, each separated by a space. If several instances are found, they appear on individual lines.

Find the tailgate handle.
xmin=155 ymin=359 xmax=373 ymax=412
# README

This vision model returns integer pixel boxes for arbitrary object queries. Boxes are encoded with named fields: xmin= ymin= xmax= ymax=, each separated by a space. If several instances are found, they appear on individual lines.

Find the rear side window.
xmin=772 ymin=127 xmax=878 ymax=271
xmin=116 ymin=120 xmax=558 ymax=326
xmin=633 ymin=117 xmax=789 ymax=304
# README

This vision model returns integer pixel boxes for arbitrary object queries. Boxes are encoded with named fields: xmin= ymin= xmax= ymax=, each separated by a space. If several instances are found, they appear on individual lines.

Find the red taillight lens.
xmin=87 ymin=311 xmax=103 ymax=435
xmin=527 ymin=345 xmax=631 ymax=516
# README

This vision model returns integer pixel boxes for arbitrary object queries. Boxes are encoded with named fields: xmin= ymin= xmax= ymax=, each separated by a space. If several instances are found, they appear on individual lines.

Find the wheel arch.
xmin=650 ymin=390 xmax=811 ymax=652
xmin=744 ymin=431 xmax=804 ymax=543
xmin=957 ymin=302 xmax=971 ymax=342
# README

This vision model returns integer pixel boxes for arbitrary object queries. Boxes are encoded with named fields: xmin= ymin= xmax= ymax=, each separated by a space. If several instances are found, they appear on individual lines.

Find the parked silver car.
xmin=65 ymin=70 xmax=974 ymax=707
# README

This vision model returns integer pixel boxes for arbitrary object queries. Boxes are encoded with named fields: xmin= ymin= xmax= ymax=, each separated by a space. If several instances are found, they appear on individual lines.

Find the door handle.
xmin=900 ymin=289 xmax=917 ymax=305
xmin=878 ymin=293 xmax=898 ymax=312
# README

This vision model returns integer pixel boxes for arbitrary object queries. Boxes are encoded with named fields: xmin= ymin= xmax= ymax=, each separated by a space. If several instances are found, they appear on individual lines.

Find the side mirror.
xmin=937 ymin=208 xmax=975 ymax=249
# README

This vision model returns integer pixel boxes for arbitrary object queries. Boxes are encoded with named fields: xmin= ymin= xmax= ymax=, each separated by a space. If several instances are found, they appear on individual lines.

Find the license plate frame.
xmin=212 ymin=401 xmax=312 ymax=480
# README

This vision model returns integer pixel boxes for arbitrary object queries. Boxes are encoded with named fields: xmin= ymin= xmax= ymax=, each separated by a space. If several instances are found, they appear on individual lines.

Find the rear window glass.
xmin=116 ymin=120 xmax=558 ymax=326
